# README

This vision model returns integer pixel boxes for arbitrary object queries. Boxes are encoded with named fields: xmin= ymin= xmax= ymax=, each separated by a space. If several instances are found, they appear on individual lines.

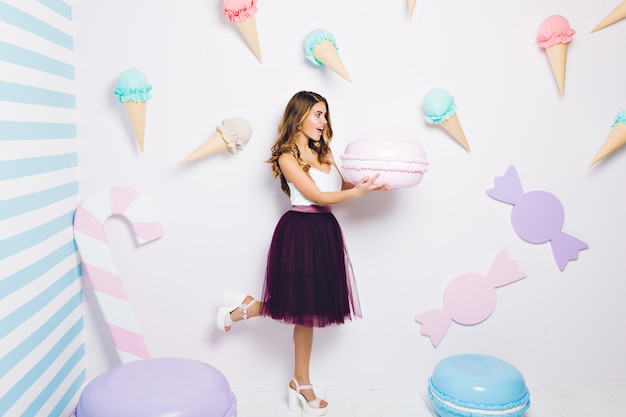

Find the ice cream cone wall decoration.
xmin=178 ymin=117 xmax=253 ymax=166
xmin=408 ymin=0 xmax=417 ymax=19
xmin=591 ymin=0 xmax=626 ymax=33
xmin=589 ymin=111 xmax=626 ymax=167
xmin=422 ymin=88 xmax=470 ymax=152
xmin=222 ymin=0 xmax=262 ymax=63
xmin=304 ymin=29 xmax=351 ymax=82
xmin=114 ymin=68 xmax=152 ymax=153
xmin=536 ymin=15 xmax=576 ymax=96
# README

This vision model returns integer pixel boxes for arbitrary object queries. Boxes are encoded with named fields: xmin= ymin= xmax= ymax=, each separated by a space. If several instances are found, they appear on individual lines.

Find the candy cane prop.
xmin=73 ymin=186 xmax=163 ymax=363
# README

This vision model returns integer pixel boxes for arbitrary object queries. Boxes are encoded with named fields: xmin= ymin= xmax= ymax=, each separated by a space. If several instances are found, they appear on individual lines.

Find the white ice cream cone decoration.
xmin=222 ymin=0 xmax=262 ymax=63
xmin=179 ymin=117 xmax=252 ymax=166
xmin=589 ymin=112 xmax=626 ymax=167
xmin=536 ymin=15 xmax=576 ymax=97
xmin=591 ymin=0 xmax=626 ymax=33
xmin=304 ymin=29 xmax=351 ymax=82
xmin=114 ymin=68 xmax=152 ymax=153
xmin=179 ymin=132 xmax=228 ymax=166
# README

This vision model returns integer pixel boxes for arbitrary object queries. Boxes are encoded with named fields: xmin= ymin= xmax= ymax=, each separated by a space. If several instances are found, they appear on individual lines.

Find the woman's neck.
xmin=294 ymin=132 xmax=309 ymax=150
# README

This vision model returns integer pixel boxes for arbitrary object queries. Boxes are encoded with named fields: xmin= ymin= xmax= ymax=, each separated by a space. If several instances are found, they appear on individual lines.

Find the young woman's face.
xmin=300 ymin=101 xmax=328 ymax=141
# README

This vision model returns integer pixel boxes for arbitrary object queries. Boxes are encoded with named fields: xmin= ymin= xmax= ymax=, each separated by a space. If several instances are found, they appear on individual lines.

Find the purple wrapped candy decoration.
xmin=486 ymin=165 xmax=588 ymax=271
xmin=73 ymin=358 xmax=236 ymax=417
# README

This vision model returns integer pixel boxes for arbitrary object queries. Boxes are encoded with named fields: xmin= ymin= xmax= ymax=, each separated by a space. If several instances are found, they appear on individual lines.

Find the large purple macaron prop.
xmin=72 ymin=358 xmax=237 ymax=417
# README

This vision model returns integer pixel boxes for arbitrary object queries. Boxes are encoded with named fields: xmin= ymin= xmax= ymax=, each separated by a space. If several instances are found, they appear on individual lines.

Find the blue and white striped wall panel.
xmin=0 ymin=1 xmax=84 ymax=416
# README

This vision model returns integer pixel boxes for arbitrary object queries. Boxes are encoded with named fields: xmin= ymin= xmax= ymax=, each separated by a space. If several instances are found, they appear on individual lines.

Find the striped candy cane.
xmin=73 ymin=186 xmax=163 ymax=364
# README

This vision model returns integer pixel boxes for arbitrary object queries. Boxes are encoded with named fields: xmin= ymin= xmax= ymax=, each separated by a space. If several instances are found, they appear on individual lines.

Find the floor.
xmin=234 ymin=384 xmax=626 ymax=417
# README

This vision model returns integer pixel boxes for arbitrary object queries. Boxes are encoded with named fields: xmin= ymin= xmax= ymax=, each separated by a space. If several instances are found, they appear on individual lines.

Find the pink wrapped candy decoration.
xmin=339 ymin=139 xmax=429 ymax=188
xmin=415 ymin=249 xmax=526 ymax=347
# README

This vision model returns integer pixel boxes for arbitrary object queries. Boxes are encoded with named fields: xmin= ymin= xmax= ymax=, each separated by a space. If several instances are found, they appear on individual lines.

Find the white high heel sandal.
xmin=287 ymin=378 xmax=328 ymax=416
xmin=216 ymin=292 xmax=255 ymax=332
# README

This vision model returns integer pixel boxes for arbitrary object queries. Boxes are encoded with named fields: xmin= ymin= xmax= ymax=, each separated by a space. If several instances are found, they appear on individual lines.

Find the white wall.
xmin=73 ymin=0 xmax=626 ymax=391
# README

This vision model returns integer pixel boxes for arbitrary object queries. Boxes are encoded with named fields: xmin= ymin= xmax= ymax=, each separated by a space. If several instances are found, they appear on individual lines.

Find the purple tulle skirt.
xmin=260 ymin=205 xmax=362 ymax=327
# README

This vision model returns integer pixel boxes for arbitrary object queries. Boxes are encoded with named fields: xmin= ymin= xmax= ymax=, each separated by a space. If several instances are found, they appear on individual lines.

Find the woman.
xmin=217 ymin=90 xmax=388 ymax=416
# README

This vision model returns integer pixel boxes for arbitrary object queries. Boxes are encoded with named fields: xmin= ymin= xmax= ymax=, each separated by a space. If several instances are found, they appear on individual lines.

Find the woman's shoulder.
xmin=277 ymin=148 xmax=296 ymax=158
xmin=325 ymin=149 xmax=336 ymax=164
xmin=277 ymin=150 xmax=298 ymax=164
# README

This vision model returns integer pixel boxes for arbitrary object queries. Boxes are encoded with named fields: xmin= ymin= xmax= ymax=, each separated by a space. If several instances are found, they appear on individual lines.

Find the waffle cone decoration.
xmin=589 ymin=116 xmax=626 ymax=167
xmin=591 ymin=0 xmax=626 ymax=33
xmin=408 ymin=0 xmax=417 ymax=19
xmin=545 ymin=43 xmax=568 ymax=96
xmin=304 ymin=29 xmax=351 ymax=82
xmin=236 ymin=16 xmax=262 ymax=63
xmin=222 ymin=0 xmax=262 ymax=63
xmin=313 ymin=40 xmax=351 ymax=82
xmin=440 ymin=114 xmax=470 ymax=152
xmin=178 ymin=117 xmax=253 ymax=166
xmin=124 ymin=102 xmax=147 ymax=152
xmin=179 ymin=132 xmax=228 ymax=166
xmin=536 ymin=15 xmax=576 ymax=97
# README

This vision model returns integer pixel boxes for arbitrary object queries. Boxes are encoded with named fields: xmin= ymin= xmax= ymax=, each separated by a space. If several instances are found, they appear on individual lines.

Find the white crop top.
xmin=288 ymin=164 xmax=343 ymax=206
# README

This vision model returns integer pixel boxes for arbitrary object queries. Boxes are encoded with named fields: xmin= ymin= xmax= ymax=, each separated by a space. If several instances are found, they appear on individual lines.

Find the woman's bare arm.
xmin=278 ymin=153 xmax=388 ymax=206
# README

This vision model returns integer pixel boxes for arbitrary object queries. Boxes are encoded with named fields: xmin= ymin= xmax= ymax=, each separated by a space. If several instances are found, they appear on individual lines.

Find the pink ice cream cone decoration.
xmin=414 ymin=249 xmax=526 ymax=347
xmin=537 ymin=15 xmax=576 ymax=96
xmin=591 ymin=0 xmax=626 ymax=33
xmin=223 ymin=0 xmax=262 ymax=63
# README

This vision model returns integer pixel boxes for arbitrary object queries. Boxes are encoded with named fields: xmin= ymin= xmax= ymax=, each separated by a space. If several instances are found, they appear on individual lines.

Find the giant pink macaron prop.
xmin=339 ymin=139 xmax=428 ymax=188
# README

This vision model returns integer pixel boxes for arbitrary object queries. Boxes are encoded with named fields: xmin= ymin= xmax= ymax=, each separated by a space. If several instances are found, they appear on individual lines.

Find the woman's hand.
xmin=353 ymin=173 xmax=391 ymax=196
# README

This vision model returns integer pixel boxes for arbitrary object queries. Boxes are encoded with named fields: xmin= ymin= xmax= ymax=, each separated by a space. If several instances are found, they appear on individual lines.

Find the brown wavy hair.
xmin=268 ymin=91 xmax=333 ymax=196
